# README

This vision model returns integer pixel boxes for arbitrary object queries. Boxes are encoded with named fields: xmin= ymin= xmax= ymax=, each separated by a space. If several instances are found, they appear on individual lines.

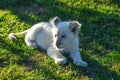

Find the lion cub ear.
xmin=51 ymin=17 xmax=61 ymax=27
xmin=69 ymin=21 xmax=82 ymax=33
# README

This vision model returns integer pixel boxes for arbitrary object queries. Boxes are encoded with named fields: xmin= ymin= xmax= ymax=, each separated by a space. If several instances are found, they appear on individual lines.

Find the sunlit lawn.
xmin=0 ymin=0 xmax=120 ymax=80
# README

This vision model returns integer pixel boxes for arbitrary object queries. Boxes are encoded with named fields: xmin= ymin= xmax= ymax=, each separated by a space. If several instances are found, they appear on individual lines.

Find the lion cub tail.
xmin=8 ymin=29 xmax=29 ymax=41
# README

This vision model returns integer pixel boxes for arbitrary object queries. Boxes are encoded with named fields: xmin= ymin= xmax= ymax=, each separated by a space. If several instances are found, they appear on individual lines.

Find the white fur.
xmin=8 ymin=17 xmax=87 ymax=67
xmin=55 ymin=21 xmax=87 ymax=67
xmin=25 ymin=22 xmax=58 ymax=50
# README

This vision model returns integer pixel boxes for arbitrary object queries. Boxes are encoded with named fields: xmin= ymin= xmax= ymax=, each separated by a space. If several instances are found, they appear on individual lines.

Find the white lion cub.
xmin=55 ymin=20 xmax=87 ymax=67
xmin=9 ymin=17 xmax=87 ymax=67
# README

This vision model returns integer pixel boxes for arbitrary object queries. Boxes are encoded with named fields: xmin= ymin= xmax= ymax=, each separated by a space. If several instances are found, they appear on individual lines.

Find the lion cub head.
xmin=56 ymin=20 xmax=82 ymax=48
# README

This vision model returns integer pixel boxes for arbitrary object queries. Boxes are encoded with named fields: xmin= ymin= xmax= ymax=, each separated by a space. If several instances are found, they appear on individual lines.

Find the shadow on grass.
xmin=0 ymin=36 xmax=63 ymax=79
xmin=0 ymin=0 xmax=120 ymax=79
xmin=93 ymin=0 xmax=120 ymax=5
xmin=71 ymin=53 xmax=120 ymax=80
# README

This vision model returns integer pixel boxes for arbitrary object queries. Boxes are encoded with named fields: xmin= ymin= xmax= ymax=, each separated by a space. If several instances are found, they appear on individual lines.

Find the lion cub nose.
xmin=56 ymin=41 xmax=61 ymax=47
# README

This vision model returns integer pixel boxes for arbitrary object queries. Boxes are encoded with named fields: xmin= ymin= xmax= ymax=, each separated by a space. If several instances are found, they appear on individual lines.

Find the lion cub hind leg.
xmin=26 ymin=41 xmax=37 ymax=48
xmin=25 ymin=36 xmax=37 ymax=48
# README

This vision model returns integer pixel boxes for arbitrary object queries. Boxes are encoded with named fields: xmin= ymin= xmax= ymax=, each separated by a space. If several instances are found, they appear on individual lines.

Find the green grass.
xmin=0 ymin=0 xmax=120 ymax=80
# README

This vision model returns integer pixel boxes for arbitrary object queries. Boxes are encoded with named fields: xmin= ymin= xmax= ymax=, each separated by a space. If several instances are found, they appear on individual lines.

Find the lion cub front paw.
xmin=74 ymin=60 xmax=88 ymax=67
xmin=55 ymin=58 xmax=66 ymax=65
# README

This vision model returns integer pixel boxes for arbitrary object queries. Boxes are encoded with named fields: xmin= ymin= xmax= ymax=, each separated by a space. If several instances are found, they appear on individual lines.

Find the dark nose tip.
xmin=56 ymin=41 xmax=61 ymax=47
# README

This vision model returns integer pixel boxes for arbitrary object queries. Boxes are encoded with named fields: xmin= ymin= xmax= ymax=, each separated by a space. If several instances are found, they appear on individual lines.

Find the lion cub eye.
xmin=55 ymin=34 xmax=57 ymax=37
xmin=55 ymin=32 xmax=59 ymax=37
xmin=62 ymin=35 xmax=66 ymax=38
